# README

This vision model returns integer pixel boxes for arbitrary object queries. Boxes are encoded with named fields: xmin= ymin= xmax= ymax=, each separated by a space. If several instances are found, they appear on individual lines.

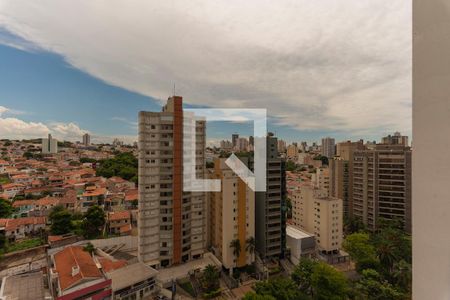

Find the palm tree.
xmin=230 ymin=239 xmax=241 ymax=262
xmin=377 ymin=241 xmax=397 ymax=271
xmin=392 ymin=260 xmax=412 ymax=291
xmin=202 ymin=264 xmax=220 ymax=292
xmin=245 ymin=236 xmax=255 ymax=256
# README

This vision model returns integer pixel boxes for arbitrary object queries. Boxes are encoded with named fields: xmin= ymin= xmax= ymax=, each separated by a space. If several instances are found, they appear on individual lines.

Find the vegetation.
xmin=83 ymin=242 xmax=95 ymax=254
xmin=96 ymin=152 xmax=138 ymax=183
xmin=49 ymin=206 xmax=74 ymax=235
xmin=0 ymin=176 xmax=10 ymax=185
xmin=5 ymin=238 xmax=44 ymax=253
xmin=252 ymin=277 xmax=308 ymax=300
xmin=0 ymin=198 xmax=12 ymax=218
xmin=343 ymin=218 xmax=412 ymax=298
xmin=285 ymin=160 xmax=297 ymax=171
xmin=82 ymin=205 xmax=106 ymax=239
xmin=179 ymin=280 xmax=196 ymax=297
xmin=80 ymin=157 xmax=97 ymax=164
xmin=201 ymin=264 xmax=221 ymax=296
xmin=230 ymin=238 xmax=241 ymax=264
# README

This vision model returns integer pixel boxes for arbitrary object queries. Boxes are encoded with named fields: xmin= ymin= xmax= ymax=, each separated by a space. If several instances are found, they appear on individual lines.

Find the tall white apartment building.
xmin=321 ymin=137 xmax=335 ymax=158
xmin=138 ymin=96 xmax=207 ymax=269
xmin=82 ymin=133 xmax=91 ymax=146
xmin=42 ymin=134 xmax=58 ymax=154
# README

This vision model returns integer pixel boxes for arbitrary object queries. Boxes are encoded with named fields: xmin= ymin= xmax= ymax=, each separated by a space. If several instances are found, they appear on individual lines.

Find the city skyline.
xmin=0 ymin=1 xmax=411 ymax=144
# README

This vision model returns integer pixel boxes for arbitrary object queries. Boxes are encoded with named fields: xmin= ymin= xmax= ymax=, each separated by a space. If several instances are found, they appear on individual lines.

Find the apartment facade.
xmin=329 ymin=140 xmax=365 ymax=217
xmin=255 ymin=134 xmax=286 ymax=259
xmin=352 ymin=144 xmax=412 ymax=232
xmin=321 ymin=137 xmax=335 ymax=158
xmin=210 ymin=158 xmax=255 ymax=269
xmin=138 ymin=96 xmax=207 ymax=268
xmin=292 ymin=185 xmax=342 ymax=253
xmin=42 ymin=134 xmax=58 ymax=154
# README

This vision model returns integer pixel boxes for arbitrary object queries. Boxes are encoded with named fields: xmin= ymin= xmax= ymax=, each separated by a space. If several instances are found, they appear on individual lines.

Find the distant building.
xmin=232 ymin=133 xmax=239 ymax=148
xmin=42 ymin=134 xmax=58 ymax=154
xmin=321 ymin=137 xmax=335 ymax=158
xmin=236 ymin=137 xmax=249 ymax=152
xmin=381 ymin=132 xmax=408 ymax=146
xmin=291 ymin=185 xmax=343 ymax=254
xmin=312 ymin=167 xmax=330 ymax=196
xmin=277 ymin=139 xmax=287 ymax=153
xmin=286 ymin=144 xmax=298 ymax=160
xmin=220 ymin=140 xmax=233 ymax=151
xmin=255 ymin=133 xmax=286 ymax=259
xmin=352 ymin=144 xmax=412 ymax=232
xmin=210 ymin=158 xmax=255 ymax=270
xmin=82 ymin=133 xmax=91 ymax=146
xmin=329 ymin=140 xmax=366 ymax=216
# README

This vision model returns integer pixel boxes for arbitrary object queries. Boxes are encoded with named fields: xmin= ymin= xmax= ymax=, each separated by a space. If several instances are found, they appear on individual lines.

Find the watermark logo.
xmin=183 ymin=108 xmax=267 ymax=192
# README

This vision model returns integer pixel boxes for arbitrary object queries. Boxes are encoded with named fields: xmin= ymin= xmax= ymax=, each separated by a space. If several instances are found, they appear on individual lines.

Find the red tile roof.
xmin=97 ymin=257 xmax=127 ymax=273
xmin=54 ymin=246 xmax=103 ymax=291
xmin=108 ymin=211 xmax=130 ymax=221
xmin=4 ymin=216 xmax=46 ymax=231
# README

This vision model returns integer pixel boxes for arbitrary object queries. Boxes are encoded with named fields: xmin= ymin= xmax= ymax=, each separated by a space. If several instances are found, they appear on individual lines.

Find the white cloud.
xmin=0 ymin=1 xmax=411 ymax=138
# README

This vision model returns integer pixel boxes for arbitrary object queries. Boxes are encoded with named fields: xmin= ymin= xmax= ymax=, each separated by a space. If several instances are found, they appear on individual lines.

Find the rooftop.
xmin=106 ymin=262 xmax=158 ymax=291
xmin=1 ymin=271 xmax=45 ymax=300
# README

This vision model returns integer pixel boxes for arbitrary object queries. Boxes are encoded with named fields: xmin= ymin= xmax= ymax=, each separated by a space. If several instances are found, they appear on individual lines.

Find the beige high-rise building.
xmin=277 ymin=139 xmax=287 ymax=153
xmin=138 ymin=96 xmax=207 ymax=269
xmin=329 ymin=158 xmax=349 ymax=216
xmin=381 ymin=132 xmax=408 ymax=147
xmin=352 ymin=144 xmax=412 ymax=232
xmin=292 ymin=184 xmax=342 ymax=253
xmin=336 ymin=140 xmax=365 ymax=160
xmin=330 ymin=140 xmax=366 ymax=217
xmin=313 ymin=167 xmax=330 ymax=196
xmin=286 ymin=144 xmax=298 ymax=160
xmin=210 ymin=158 xmax=255 ymax=269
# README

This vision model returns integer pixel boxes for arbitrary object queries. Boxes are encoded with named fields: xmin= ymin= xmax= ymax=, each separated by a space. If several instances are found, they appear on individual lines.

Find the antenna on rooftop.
xmin=173 ymin=83 xmax=176 ymax=96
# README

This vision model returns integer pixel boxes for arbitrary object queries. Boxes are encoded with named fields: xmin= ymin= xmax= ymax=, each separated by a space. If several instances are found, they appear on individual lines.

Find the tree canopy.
xmin=96 ymin=152 xmax=138 ymax=183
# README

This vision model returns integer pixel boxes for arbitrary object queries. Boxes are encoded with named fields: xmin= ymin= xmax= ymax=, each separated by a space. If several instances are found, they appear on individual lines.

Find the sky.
xmin=0 ymin=1 xmax=411 ymax=145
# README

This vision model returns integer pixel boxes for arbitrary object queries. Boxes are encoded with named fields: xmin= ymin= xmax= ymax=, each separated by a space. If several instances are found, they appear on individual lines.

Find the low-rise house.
xmin=80 ymin=186 xmax=106 ymax=212
xmin=2 ymin=216 xmax=46 ymax=240
xmin=12 ymin=199 xmax=36 ymax=217
xmin=1 ymin=183 xmax=25 ymax=198
xmin=107 ymin=211 xmax=131 ymax=235
xmin=49 ymin=246 xmax=112 ymax=300
xmin=0 ymin=159 xmax=9 ymax=173
xmin=106 ymin=176 xmax=135 ymax=191
xmin=11 ymin=173 xmax=33 ymax=187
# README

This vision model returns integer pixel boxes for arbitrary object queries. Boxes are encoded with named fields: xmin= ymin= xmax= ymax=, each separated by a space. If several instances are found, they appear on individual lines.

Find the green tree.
xmin=245 ymin=236 xmax=256 ymax=256
xmin=230 ymin=239 xmax=241 ymax=263
xmin=253 ymin=277 xmax=307 ymax=300
xmin=49 ymin=206 xmax=74 ymax=235
xmin=0 ymin=198 xmax=12 ymax=218
xmin=354 ymin=269 xmax=404 ymax=300
xmin=201 ymin=264 xmax=220 ymax=293
xmin=310 ymin=262 xmax=349 ymax=300
xmin=83 ymin=242 xmax=95 ymax=254
xmin=242 ymin=292 xmax=276 ymax=300
xmin=23 ymin=151 xmax=34 ymax=159
xmin=342 ymin=232 xmax=377 ymax=263
xmin=291 ymin=258 xmax=318 ymax=295
xmin=343 ymin=216 xmax=367 ymax=234
xmin=82 ymin=205 xmax=106 ymax=239
xmin=392 ymin=260 xmax=412 ymax=292
xmin=96 ymin=152 xmax=138 ymax=182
